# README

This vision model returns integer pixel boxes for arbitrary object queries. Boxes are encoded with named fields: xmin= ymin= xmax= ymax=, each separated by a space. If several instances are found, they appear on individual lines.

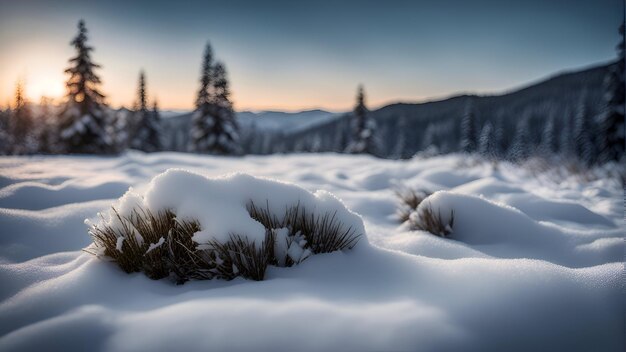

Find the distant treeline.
xmin=0 ymin=20 xmax=623 ymax=166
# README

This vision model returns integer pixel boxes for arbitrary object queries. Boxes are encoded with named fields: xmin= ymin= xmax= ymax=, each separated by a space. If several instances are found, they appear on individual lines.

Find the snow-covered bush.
xmin=86 ymin=170 xmax=364 ymax=283
xmin=408 ymin=202 xmax=455 ymax=237
xmin=394 ymin=187 xmax=431 ymax=223
xmin=395 ymin=186 xmax=454 ymax=237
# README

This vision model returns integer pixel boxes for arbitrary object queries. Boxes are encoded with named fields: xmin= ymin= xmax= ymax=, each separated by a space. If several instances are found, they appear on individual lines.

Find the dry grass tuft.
xmin=87 ymin=200 xmax=362 ymax=283
xmin=394 ymin=187 xmax=431 ymax=223
xmin=247 ymin=201 xmax=361 ymax=255
xmin=408 ymin=202 xmax=454 ymax=237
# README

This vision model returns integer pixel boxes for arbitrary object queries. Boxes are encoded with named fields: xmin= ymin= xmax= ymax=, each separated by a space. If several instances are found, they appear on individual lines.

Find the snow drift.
xmin=413 ymin=191 xmax=622 ymax=267
xmin=87 ymin=169 xmax=365 ymax=282
xmin=0 ymin=152 xmax=623 ymax=351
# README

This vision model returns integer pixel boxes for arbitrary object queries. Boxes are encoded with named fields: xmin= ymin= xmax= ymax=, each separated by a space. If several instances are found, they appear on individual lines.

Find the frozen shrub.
xmin=85 ymin=170 xmax=365 ymax=283
xmin=408 ymin=202 xmax=455 ymax=237
xmin=247 ymin=201 xmax=361 ymax=265
xmin=394 ymin=186 xmax=453 ymax=237
xmin=394 ymin=187 xmax=431 ymax=223
xmin=86 ymin=208 xmax=205 ymax=281
xmin=86 ymin=202 xmax=361 ymax=284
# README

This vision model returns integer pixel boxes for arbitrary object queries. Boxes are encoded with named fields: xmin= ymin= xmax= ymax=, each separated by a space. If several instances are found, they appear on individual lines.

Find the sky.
xmin=0 ymin=0 xmax=623 ymax=112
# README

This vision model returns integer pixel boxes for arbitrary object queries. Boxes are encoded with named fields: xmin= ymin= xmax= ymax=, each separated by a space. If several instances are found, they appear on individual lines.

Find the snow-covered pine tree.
xmin=599 ymin=21 xmax=625 ymax=163
xmin=210 ymin=62 xmax=241 ymax=154
xmin=492 ymin=110 xmax=506 ymax=159
xmin=345 ymin=85 xmax=378 ymax=155
xmin=130 ymin=71 xmax=161 ymax=152
xmin=539 ymin=114 xmax=556 ymax=156
xmin=507 ymin=117 xmax=530 ymax=161
xmin=422 ymin=123 xmax=437 ymax=151
xmin=189 ymin=44 xmax=241 ymax=154
xmin=9 ymin=80 xmax=36 ymax=154
xmin=37 ymin=97 xmax=58 ymax=154
xmin=559 ymin=110 xmax=575 ymax=159
xmin=57 ymin=20 xmax=112 ymax=154
xmin=460 ymin=98 xmax=477 ymax=153
xmin=189 ymin=43 xmax=214 ymax=153
xmin=573 ymin=97 xmax=595 ymax=166
xmin=478 ymin=121 xmax=495 ymax=158
xmin=109 ymin=108 xmax=131 ymax=152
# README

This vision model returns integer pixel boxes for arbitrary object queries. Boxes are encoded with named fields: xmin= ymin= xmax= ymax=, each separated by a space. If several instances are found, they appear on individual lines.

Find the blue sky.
xmin=0 ymin=0 xmax=623 ymax=111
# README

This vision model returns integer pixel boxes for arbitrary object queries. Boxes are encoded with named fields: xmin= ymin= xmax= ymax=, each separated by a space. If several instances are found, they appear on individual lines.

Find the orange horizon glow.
xmin=1 ymin=67 xmax=417 ymax=112
xmin=1 ymin=70 xmax=434 ymax=112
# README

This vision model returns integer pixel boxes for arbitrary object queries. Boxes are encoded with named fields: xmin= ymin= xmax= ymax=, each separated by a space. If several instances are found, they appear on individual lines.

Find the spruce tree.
xmin=189 ymin=43 xmax=213 ymax=153
xmin=210 ymin=62 xmax=241 ymax=154
xmin=492 ymin=111 xmax=506 ymax=159
xmin=422 ymin=123 xmax=437 ymax=151
xmin=599 ymin=21 xmax=625 ymax=162
xmin=460 ymin=99 xmax=477 ymax=153
xmin=37 ymin=96 xmax=58 ymax=154
xmin=573 ymin=97 xmax=595 ymax=166
xmin=10 ymin=80 xmax=35 ymax=154
xmin=189 ymin=43 xmax=240 ymax=154
xmin=345 ymin=85 xmax=378 ymax=155
xmin=57 ymin=20 xmax=112 ymax=154
xmin=508 ymin=117 xmax=530 ymax=161
xmin=130 ymin=71 xmax=161 ymax=152
xmin=539 ymin=115 xmax=556 ymax=156
xmin=559 ymin=111 xmax=575 ymax=159
xmin=478 ymin=121 xmax=495 ymax=158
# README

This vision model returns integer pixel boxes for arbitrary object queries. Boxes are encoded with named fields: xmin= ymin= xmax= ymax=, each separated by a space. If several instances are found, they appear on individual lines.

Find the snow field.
xmin=0 ymin=152 xmax=623 ymax=351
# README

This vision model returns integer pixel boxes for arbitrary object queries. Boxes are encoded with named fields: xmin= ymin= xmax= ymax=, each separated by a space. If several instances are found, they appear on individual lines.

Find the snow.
xmin=0 ymin=152 xmax=623 ymax=351
xmin=104 ymin=169 xmax=363 ymax=248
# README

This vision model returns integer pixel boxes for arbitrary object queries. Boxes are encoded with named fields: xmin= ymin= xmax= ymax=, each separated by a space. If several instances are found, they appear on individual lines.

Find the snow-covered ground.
xmin=0 ymin=152 xmax=623 ymax=351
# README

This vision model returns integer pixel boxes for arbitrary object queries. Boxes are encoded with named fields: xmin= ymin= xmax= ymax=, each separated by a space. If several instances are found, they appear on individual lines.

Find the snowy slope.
xmin=237 ymin=109 xmax=340 ymax=132
xmin=285 ymin=62 xmax=613 ymax=157
xmin=0 ymin=152 xmax=623 ymax=351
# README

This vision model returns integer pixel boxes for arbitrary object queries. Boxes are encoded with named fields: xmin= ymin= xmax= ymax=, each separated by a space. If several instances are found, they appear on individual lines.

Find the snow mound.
xmin=415 ymin=191 xmax=622 ymax=267
xmin=0 ymin=153 xmax=623 ymax=351
xmin=102 ymin=169 xmax=365 ymax=247
xmin=89 ymin=169 xmax=366 ymax=281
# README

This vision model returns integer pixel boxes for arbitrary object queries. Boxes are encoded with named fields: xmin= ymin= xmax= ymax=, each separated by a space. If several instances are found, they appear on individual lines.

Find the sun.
xmin=25 ymin=75 xmax=65 ymax=102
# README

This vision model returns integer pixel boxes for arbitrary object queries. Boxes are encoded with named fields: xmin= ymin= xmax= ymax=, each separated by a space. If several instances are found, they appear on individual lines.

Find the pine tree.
xmin=539 ymin=115 xmax=556 ymax=156
xmin=508 ymin=117 xmax=530 ymax=161
xmin=57 ymin=20 xmax=112 ymax=154
xmin=599 ymin=21 xmax=625 ymax=162
xmin=573 ymin=97 xmax=595 ymax=166
xmin=493 ymin=110 xmax=506 ymax=158
xmin=559 ymin=111 xmax=575 ymax=159
xmin=478 ymin=121 xmax=495 ymax=158
xmin=37 ymin=96 xmax=58 ymax=154
xmin=211 ymin=62 xmax=241 ymax=154
xmin=189 ymin=44 xmax=241 ymax=154
xmin=345 ymin=85 xmax=378 ymax=155
xmin=9 ymin=80 xmax=35 ymax=154
xmin=189 ymin=43 xmax=213 ymax=153
xmin=422 ymin=123 xmax=437 ymax=151
xmin=460 ymin=98 xmax=477 ymax=153
xmin=130 ymin=71 xmax=161 ymax=152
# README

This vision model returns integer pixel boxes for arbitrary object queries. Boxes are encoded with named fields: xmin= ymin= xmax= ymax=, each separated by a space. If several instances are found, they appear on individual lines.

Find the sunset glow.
xmin=0 ymin=0 xmax=621 ymax=111
xmin=25 ymin=74 xmax=65 ymax=102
